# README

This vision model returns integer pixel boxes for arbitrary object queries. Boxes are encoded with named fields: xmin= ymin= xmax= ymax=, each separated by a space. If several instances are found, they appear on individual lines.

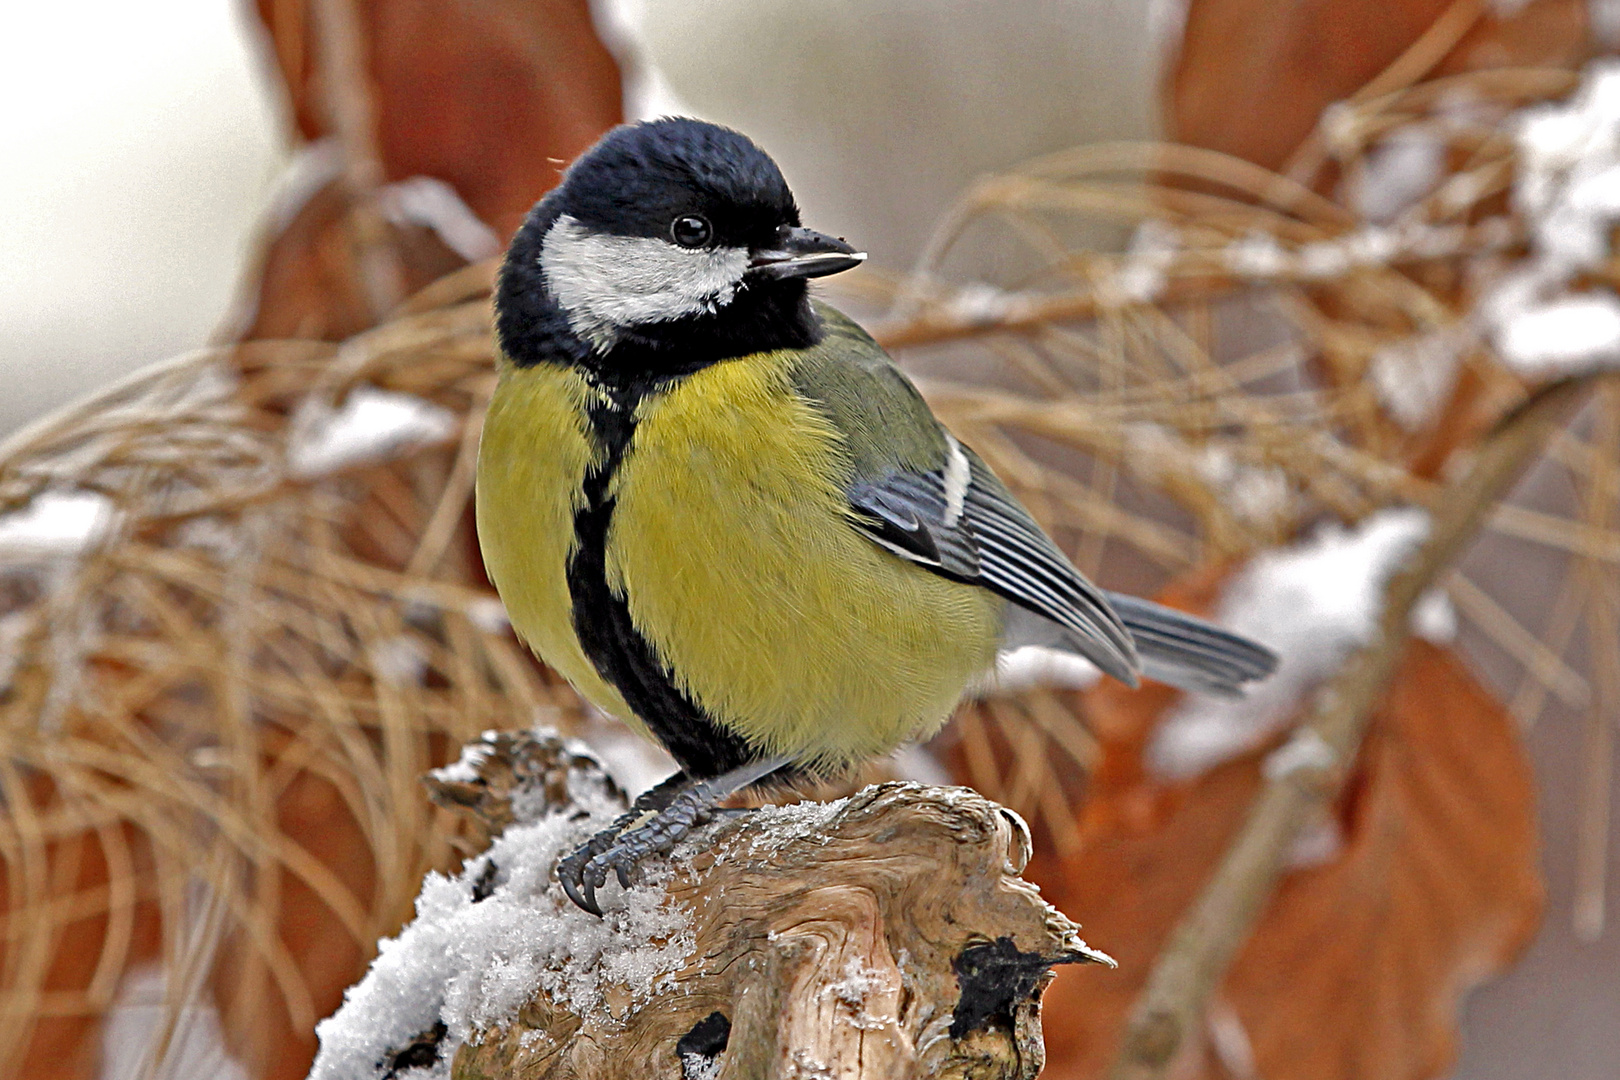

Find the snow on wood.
xmin=310 ymin=732 xmax=683 ymax=1080
xmin=318 ymin=728 xmax=1108 ymax=1079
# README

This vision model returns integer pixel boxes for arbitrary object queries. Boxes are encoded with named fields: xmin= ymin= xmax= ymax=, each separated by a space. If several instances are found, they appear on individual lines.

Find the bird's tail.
xmin=1102 ymin=591 xmax=1278 ymax=698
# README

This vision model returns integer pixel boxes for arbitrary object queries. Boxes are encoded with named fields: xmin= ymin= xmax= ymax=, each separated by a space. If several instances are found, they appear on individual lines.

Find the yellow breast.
xmin=606 ymin=352 xmax=1002 ymax=771
xmin=475 ymin=360 xmax=634 ymax=719
xmin=477 ymin=351 xmax=1003 ymax=773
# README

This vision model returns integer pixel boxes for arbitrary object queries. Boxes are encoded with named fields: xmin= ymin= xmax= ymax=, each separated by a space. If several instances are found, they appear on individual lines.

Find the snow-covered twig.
xmin=1107 ymin=373 xmax=1613 ymax=1080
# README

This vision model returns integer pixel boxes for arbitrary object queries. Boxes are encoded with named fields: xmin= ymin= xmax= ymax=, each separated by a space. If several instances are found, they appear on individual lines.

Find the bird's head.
xmin=496 ymin=118 xmax=865 ymax=374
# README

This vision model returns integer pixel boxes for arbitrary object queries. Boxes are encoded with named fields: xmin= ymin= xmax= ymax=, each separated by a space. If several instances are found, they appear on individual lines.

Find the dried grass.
xmin=0 ymin=275 xmax=581 ymax=1076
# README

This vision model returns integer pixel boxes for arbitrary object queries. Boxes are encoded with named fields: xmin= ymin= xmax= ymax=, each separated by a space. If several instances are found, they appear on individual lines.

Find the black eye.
xmin=671 ymin=214 xmax=712 ymax=248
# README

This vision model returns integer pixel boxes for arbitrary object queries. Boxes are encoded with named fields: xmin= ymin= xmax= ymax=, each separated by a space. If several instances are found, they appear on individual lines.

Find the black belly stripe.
xmin=566 ymin=378 xmax=757 ymax=780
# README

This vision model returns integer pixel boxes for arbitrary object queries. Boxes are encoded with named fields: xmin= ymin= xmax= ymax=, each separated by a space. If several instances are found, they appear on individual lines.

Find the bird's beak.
xmin=748 ymin=227 xmax=867 ymax=280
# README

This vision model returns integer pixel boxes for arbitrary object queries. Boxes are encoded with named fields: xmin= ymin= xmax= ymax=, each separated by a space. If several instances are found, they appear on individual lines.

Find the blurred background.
xmin=1 ymin=1 xmax=1617 ymax=1078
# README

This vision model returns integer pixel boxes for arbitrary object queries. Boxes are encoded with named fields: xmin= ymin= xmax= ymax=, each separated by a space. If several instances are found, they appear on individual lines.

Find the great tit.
xmin=477 ymin=118 xmax=1276 ymax=913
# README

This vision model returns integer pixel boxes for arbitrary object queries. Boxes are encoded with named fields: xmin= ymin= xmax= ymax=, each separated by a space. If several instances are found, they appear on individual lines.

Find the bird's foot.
xmin=568 ymin=784 xmax=718 ymax=914
xmin=555 ymin=754 xmax=792 ymax=916
xmin=557 ymin=771 xmax=688 ymax=914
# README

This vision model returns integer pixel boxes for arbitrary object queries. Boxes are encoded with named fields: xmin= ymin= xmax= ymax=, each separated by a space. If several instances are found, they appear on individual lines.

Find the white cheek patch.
xmin=541 ymin=214 xmax=750 ymax=350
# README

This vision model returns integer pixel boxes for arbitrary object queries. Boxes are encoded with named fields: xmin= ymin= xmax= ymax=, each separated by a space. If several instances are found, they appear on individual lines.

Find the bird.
xmin=476 ymin=117 xmax=1276 ymax=914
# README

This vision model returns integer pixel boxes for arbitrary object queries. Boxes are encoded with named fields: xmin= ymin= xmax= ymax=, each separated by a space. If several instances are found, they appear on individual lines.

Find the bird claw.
xmin=555 ymin=755 xmax=791 ymax=916
xmin=556 ymin=771 xmax=691 ymax=915
xmin=556 ymin=843 xmax=604 ymax=914
xmin=557 ymin=784 xmax=716 ymax=915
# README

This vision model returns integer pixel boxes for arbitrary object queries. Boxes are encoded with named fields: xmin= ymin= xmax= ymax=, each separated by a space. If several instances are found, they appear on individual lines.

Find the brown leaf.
xmin=235 ymin=179 xmax=470 ymax=343
xmin=1029 ymin=639 xmax=1543 ymax=1080
xmin=253 ymin=0 xmax=622 ymax=238
xmin=1170 ymin=0 xmax=1588 ymax=172
xmin=237 ymin=0 xmax=623 ymax=343
xmin=0 ymin=771 xmax=164 ymax=1080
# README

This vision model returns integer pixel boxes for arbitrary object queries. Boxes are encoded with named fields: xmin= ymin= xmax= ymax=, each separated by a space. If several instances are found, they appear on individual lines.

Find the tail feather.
xmin=1102 ymin=591 xmax=1278 ymax=698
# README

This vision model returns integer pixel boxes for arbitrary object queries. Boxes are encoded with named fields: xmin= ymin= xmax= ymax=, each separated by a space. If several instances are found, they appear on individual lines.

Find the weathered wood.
xmin=419 ymin=729 xmax=1111 ymax=1080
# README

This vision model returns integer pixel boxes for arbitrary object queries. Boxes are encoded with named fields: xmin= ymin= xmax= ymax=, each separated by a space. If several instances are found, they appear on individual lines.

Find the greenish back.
xmin=787 ymin=302 xmax=949 ymax=482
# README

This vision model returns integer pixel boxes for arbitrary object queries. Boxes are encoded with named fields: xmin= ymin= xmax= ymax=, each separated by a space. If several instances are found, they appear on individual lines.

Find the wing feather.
xmin=848 ymin=441 xmax=1140 ymax=685
xmin=1102 ymin=591 xmax=1278 ymax=696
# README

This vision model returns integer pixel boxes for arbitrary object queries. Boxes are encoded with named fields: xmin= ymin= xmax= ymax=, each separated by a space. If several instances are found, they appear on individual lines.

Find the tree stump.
xmin=311 ymin=730 xmax=1112 ymax=1080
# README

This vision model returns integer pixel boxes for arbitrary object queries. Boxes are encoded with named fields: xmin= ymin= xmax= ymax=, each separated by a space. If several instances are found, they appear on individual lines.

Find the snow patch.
xmin=1127 ymin=423 xmax=1292 ymax=530
xmin=309 ymin=805 xmax=692 ymax=1080
xmin=988 ymin=645 xmax=1102 ymax=694
xmin=369 ymin=635 xmax=429 ymax=686
xmin=1261 ymin=728 xmax=1337 ymax=781
xmin=1370 ymin=330 xmax=1464 ymax=430
xmin=1205 ymin=998 xmax=1259 ymax=1080
xmin=1224 ymin=220 xmax=1497 ymax=284
xmin=171 ymin=514 xmax=248 ymax=561
xmin=1286 ymin=814 xmax=1346 ymax=869
xmin=944 ymin=283 xmax=1021 ymax=325
xmin=378 ymin=176 xmax=501 ymax=263
xmin=431 ymin=732 xmax=498 ymax=784
xmin=1114 ymin=220 xmax=1179 ymax=303
xmin=464 ymin=595 xmax=510 ymax=634
xmin=1485 ymin=62 xmax=1620 ymax=378
xmin=823 ymin=956 xmax=892 ymax=1032
xmin=1147 ymin=508 xmax=1430 ymax=779
xmin=1224 ymin=231 xmax=1291 ymax=279
xmin=681 ymin=1050 xmax=723 ymax=1080
xmin=1411 ymin=587 xmax=1458 ymax=643
xmin=1194 ymin=443 xmax=1292 ymax=528
xmin=0 ymin=490 xmax=115 ymax=560
xmin=288 ymin=386 xmax=458 ymax=478
xmin=707 ymin=797 xmax=851 ymax=863
xmin=1497 ymin=293 xmax=1620 ymax=374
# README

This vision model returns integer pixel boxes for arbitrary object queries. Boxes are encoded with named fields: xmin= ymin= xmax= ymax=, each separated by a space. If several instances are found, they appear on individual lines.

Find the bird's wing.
xmin=792 ymin=304 xmax=1141 ymax=686
xmin=847 ymin=442 xmax=1144 ymax=685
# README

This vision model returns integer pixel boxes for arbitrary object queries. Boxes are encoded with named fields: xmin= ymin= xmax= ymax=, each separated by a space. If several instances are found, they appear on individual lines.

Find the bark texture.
xmin=424 ymin=730 xmax=1112 ymax=1080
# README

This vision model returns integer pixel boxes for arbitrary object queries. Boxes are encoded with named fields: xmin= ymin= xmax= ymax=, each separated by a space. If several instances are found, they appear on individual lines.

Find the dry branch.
xmin=403 ymin=730 xmax=1112 ymax=1080
xmin=1105 ymin=372 xmax=1613 ymax=1080
xmin=309 ymin=0 xmax=406 ymax=319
